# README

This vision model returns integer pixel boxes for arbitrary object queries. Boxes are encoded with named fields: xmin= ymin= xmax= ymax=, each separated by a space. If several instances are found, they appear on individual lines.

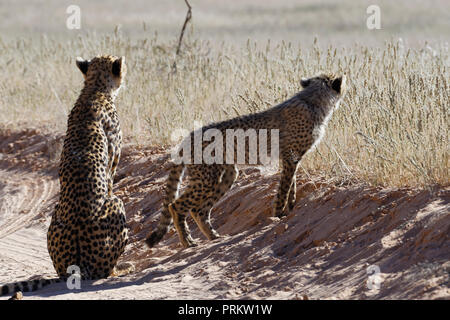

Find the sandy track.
xmin=0 ymin=169 xmax=56 ymax=238
xmin=0 ymin=127 xmax=448 ymax=300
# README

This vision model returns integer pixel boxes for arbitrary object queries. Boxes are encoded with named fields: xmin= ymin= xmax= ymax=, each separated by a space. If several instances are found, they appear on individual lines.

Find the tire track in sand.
xmin=0 ymin=169 xmax=57 ymax=239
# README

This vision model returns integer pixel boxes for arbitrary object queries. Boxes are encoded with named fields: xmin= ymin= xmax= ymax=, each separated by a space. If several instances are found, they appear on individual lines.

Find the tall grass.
xmin=0 ymin=32 xmax=448 ymax=187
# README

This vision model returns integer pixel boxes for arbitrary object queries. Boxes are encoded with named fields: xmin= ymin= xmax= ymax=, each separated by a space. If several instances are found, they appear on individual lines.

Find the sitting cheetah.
xmin=1 ymin=55 xmax=129 ymax=296
xmin=146 ymin=73 xmax=347 ymax=248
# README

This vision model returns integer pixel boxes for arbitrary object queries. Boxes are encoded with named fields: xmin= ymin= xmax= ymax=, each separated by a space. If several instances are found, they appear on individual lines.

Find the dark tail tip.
xmin=145 ymin=231 xmax=164 ymax=248
xmin=1 ymin=285 xmax=10 ymax=296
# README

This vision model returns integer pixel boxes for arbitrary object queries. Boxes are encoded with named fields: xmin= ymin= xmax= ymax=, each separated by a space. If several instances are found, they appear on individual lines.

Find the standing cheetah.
xmin=146 ymin=73 xmax=347 ymax=248
xmin=1 ymin=55 xmax=130 ymax=296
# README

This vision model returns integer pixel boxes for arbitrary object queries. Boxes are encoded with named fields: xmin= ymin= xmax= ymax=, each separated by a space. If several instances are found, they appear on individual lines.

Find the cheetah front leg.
xmin=273 ymin=158 xmax=298 ymax=217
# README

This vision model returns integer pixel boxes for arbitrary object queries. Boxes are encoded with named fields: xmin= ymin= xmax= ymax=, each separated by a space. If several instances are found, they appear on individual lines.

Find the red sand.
xmin=0 ymin=127 xmax=448 ymax=299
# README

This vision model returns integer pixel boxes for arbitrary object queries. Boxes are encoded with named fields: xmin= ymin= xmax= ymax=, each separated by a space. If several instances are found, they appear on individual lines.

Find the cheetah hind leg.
xmin=287 ymin=173 xmax=297 ymax=211
xmin=190 ymin=209 xmax=220 ymax=241
xmin=190 ymin=165 xmax=238 ymax=241
xmin=94 ymin=196 xmax=129 ymax=278
xmin=168 ymin=203 xmax=197 ymax=248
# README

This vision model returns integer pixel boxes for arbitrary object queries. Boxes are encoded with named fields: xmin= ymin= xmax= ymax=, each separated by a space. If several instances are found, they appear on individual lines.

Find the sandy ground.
xmin=0 ymin=127 xmax=448 ymax=300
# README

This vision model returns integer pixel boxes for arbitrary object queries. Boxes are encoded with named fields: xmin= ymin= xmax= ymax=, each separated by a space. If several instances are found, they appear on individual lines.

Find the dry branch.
xmin=172 ymin=0 xmax=192 ymax=72
xmin=176 ymin=0 xmax=192 ymax=56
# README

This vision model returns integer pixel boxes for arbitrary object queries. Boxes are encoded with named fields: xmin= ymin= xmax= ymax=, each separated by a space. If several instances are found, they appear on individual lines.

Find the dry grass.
xmin=0 ymin=31 xmax=448 ymax=188
xmin=0 ymin=0 xmax=448 ymax=188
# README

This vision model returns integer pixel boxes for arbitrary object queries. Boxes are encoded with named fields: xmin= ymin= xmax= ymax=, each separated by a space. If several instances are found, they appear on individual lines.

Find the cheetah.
xmin=1 ymin=55 xmax=129 ymax=296
xmin=146 ymin=73 xmax=347 ymax=248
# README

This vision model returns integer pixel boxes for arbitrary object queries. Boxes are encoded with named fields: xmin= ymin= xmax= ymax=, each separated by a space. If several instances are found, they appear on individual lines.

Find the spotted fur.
xmin=146 ymin=73 xmax=347 ymax=248
xmin=1 ymin=55 xmax=129 ymax=296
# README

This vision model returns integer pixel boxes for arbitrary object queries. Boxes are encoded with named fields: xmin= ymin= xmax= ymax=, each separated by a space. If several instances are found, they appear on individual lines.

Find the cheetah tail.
xmin=145 ymin=163 xmax=184 ymax=248
xmin=1 ymin=278 xmax=63 ymax=297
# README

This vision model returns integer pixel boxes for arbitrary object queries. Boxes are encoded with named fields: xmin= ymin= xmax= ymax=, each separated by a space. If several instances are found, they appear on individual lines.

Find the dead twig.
xmin=172 ymin=0 xmax=192 ymax=72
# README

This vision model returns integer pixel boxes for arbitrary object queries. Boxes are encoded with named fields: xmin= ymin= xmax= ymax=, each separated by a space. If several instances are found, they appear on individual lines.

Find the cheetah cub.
xmin=146 ymin=73 xmax=346 ymax=248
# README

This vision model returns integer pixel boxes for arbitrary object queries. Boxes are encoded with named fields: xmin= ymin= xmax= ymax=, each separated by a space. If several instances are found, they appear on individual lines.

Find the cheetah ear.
xmin=331 ymin=75 xmax=346 ymax=94
xmin=300 ymin=78 xmax=311 ymax=88
xmin=112 ymin=56 xmax=125 ymax=77
xmin=76 ymin=57 xmax=89 ymax=75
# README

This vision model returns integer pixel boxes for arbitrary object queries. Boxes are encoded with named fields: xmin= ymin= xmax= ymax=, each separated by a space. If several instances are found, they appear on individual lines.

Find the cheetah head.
xmin=76 ymin=55 xmax=127 ymax=96
xmin=300 ymin=73 xmax=347 ymax=97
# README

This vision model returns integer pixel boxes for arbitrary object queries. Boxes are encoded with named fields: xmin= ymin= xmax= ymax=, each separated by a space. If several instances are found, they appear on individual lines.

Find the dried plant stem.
xmin=172 ymin=0 xmax=192 ymax=72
